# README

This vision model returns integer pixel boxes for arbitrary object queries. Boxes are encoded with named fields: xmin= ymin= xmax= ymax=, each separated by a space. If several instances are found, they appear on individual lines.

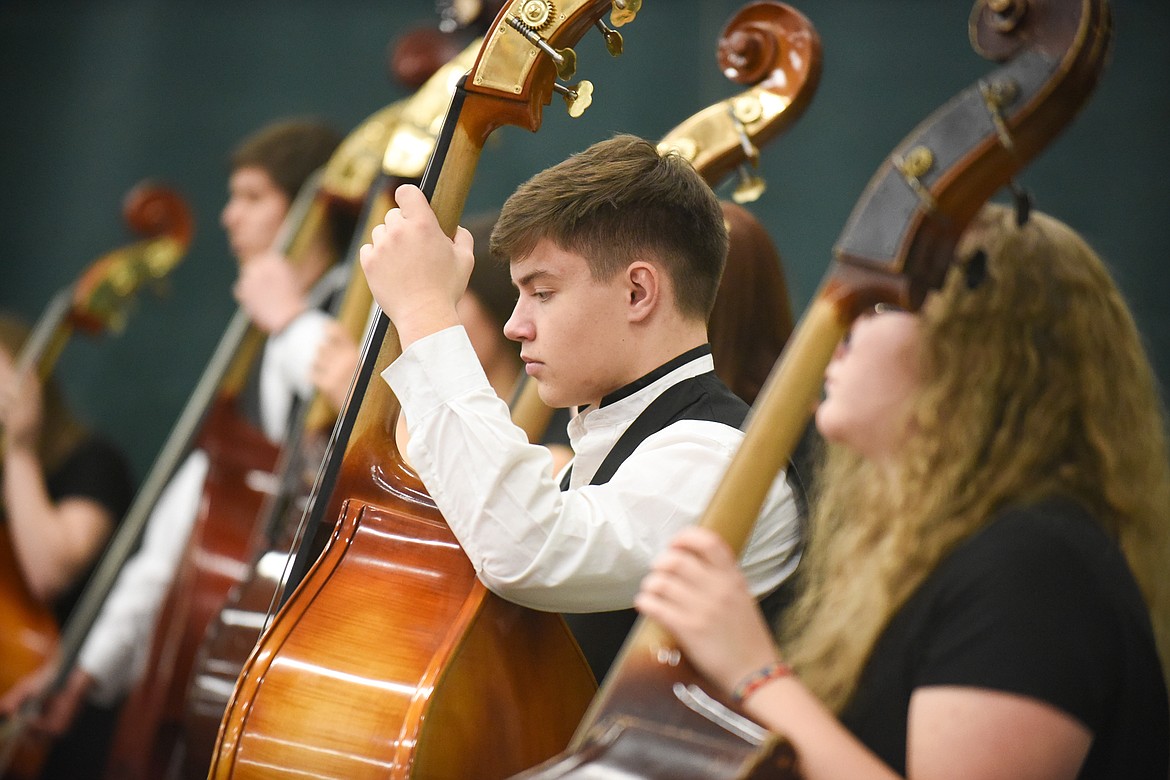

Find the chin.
xmin=813 ymin=405 xmax=839 ymax=442
xmin=536 ymin=386 xmax=562 ymax=408
xmin=536 ymin=385 xmax=575 ymax=410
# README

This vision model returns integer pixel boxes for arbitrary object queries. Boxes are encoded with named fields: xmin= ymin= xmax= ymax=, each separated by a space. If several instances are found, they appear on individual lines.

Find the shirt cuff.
xmin=79 ymin=636 xmax=135 ymax=706
xmin=381 ymin=325 xmax=493 ymax=423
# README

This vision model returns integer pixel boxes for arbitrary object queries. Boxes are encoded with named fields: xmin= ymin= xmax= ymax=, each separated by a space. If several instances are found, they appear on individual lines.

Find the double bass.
xmin=0 ymin=183 xmax=192 ymax=779
xmin=209 ymin=3 xmax=645 ymax=778
xmin=180 ymin=38 xmax=484 ymax=780
xmin=513 ymin=0 xmax=1113 ymax=776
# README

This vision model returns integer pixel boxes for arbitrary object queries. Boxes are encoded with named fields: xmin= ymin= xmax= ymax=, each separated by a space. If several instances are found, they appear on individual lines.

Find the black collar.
xmin=597 ymin=344 xmax=712 ymax=408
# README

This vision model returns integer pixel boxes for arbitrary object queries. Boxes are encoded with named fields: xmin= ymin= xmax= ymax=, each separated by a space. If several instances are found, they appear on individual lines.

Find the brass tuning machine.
xmin=595 ymin=18 xmax=624 ymax=56
xmin=979 ymin=77 xmax=1020 ymax=153
xmin=611 ymin=0 xmax=641 ymax=28
xmin=554 ymin=80 xmax=594 ymax=118
xmin=892 ymin=145 xmax=938 ymax=212
xmin=726 ymin=102 xmax=766 ymax=204
xmin=506 ymin=14 xmax=578 ymax=80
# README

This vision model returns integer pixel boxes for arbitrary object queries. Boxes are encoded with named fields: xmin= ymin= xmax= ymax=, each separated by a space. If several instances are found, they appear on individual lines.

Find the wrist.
xmin=2 ymin=432 xmax=37 ymax=456
xmin=271 ymin=302 xmax=310 ymax=334
xmin=391 ymin=300 xmax=461 ymax=351
xmin=730 ymin=659 xmax=794 ymax=707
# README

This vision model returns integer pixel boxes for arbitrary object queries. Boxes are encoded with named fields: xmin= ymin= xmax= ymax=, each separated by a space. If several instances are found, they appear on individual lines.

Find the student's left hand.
xmin=635 ymin=526 xmax=781 ymax=696
xmin=359 ymin=183 xmax=474 ymax=350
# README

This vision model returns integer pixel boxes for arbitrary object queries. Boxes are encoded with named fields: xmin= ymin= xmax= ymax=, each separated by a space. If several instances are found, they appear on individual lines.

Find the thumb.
xmin=392 ymin=184 xmax=434 ymax=223
xmin=453 ymin=224 xmax=475 ymax=258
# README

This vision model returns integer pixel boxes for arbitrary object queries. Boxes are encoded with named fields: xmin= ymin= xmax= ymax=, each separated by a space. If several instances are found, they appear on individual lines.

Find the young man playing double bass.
xmin=360 ymin=134 xmax=803 ymax=679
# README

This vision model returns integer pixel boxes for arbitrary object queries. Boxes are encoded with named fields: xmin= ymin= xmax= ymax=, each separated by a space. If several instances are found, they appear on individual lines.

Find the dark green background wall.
xmin=2 ymin=1 xmax=1167 ymax=478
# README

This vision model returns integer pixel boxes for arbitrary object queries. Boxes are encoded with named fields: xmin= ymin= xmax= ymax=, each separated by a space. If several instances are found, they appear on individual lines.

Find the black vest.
xmin=560 ymin=353 xmax=768 ymax=682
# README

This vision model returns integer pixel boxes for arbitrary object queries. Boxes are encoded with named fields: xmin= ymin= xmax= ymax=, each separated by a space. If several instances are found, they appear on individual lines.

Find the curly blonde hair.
xmin=781 ymin=203 xmax=1170 ymax=712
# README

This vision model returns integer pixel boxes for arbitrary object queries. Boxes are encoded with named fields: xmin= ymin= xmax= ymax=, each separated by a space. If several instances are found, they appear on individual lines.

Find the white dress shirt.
xmin=78 ymin=310 xmax=327 ymax=704
xmin=383 ymin=325 xmax=802 ymax=614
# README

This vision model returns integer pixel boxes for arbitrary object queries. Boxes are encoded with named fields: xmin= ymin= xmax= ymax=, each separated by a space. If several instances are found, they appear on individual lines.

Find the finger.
xmin=644 ymin=564 xmax=709 ymax=616
xmin=453 ymin=225 xmax=474 ymax=254
xmin=670 ymin=525 xmax=737 ymax=568
xmin=392 ymin=184 xmax=430 ymax=219
xmin=670 ymin=553 xmax=717 ymax=594
xmin=633 ymin=583 xmax=694 ymax=632
xmin=358 ymin=242 xmax=375 ymax=270
xmin=370 ymin=222 xmax=386 ymax=245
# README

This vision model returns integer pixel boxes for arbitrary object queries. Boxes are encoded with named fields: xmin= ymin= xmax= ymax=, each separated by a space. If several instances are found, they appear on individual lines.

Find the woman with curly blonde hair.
xmin=636 ymin=202 xmax=1170 ymax=779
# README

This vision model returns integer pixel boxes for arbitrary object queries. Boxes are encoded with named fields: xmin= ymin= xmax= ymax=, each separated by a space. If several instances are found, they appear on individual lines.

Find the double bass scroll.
xmin=514 ymin=0 xmax=1113 ymax=777
xmin=656 ymin=0 xmax=821 ymax=204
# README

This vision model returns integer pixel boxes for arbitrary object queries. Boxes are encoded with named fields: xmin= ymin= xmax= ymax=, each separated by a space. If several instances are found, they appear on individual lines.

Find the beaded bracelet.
xmin=731 ymin=660 xmax=793 ymax=705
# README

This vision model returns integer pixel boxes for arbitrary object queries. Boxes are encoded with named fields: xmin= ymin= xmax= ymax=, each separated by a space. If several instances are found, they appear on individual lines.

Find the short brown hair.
xmin=490 ymin=134 xmax=728 ymax=319
xmin=229 ymin=118 xmax=342 ymax=201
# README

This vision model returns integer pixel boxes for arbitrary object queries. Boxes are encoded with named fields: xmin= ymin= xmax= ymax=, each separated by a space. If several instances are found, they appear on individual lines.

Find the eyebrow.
xmin=513 ymin=268 xmax=552 ymax=289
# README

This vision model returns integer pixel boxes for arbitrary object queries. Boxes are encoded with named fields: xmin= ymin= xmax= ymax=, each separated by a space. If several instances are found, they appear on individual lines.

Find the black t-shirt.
xmin=841 ymin=497 xmax=1169 ymax=778
xmin=44 ymin=435 xmax=135 ymax=625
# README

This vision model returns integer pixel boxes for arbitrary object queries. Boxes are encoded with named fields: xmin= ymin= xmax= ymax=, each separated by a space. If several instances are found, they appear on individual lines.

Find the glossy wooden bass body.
xmin=513 ymin=0 xmax=1113 ymax=776
xmin=210 ymin=3 xmax=642 ymax=777
xmin=0 ymin=532 xmax=57 ymax=780
xmin=0 ymin=183 xmax=192 ymax=780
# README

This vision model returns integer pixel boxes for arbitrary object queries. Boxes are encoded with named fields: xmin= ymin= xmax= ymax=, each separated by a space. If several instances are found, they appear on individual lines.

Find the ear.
xmin=626 ymin=261 xmax=661 ymax=323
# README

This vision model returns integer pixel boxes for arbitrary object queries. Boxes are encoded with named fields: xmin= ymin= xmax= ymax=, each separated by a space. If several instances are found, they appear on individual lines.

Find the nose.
xmin=503 ymin=300 xmax=532 ymax=343
xmin=220 ymin=199 xmax=236 ymax=231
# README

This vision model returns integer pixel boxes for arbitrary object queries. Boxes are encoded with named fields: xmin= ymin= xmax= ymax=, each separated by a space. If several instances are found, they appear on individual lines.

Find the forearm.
xmin=3 ymin=444 xmax=80 ymax=600
xmin=741 ymin=677 xmax=902 ymax=780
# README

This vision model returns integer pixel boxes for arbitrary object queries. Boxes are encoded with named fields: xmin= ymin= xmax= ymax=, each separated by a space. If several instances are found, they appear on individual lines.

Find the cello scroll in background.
xmin=0 ymin=181 xmax=193 ymax=780
xmin=209 ymin=2 xmax=640 ymax=779
xmin=513 ymin=0 xmax=1112 ymax=777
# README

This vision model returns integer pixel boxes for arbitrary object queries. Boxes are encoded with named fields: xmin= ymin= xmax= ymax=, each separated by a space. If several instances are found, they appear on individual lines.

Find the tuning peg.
xmin=986 ymin=0 xmax=1027 ymax=32
xmin=554 ymin=80 xmax=594 ymax=118
xmin=725 ymin=101 xmax=761 ymax=167
xmin=595 ymin=19 xmax=623 ymax=56
xmin=980 ymin=77 xmax=1020 ymax=152
xmin=732 ymin=164 xmax=766 ymax=204
xmin=892 ymin=145 xmax=938 ymax=212
xmin=506 ymin=14 xmax=578 ymax=80
xmin=611 ymin=0 xmax=641 ymax=28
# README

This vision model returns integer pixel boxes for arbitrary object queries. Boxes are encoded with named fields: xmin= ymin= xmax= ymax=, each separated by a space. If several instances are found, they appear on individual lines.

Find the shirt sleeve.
xmin=383 ymin=326 xmax=801 ymax=612
xmin=913 ymin=509 xmax=1123 ymax=732
xmin=78 ymin=450 xmax=209 ymax=705
xmin=47 ymin=437 xmax=135 ymax=519
xmin=259 ymin=309 xmax=330 ymax=441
